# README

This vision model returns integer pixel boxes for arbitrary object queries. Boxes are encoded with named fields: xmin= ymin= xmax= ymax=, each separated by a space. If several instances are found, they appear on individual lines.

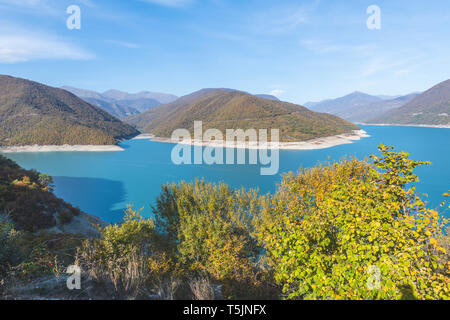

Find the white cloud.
xmin=0 ymin=32 xmax=95 ymax=63
xmin=105 ymin=40 xmax=141 ymax=49
xmin=270 ymin=89 xmax=285 ymax=97
xmin=249 ymin=2 xmax=317 ymax=35
xmin=140 ymin=0 xmax=192 ymax=7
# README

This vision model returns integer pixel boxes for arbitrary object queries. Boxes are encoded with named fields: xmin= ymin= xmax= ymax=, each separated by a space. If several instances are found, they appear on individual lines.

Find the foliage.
xmin=259 ymin=145 xmax=449 ymax=300
xmin=0 ymin=220 xmax=21 ymax=276
xmin=1 ymin=145 xmax=449 ymax=300
xmin=153 ymin=180 xmax=280 ymax=299
xmin=0 ymin=75 xmax=139 ymax=147
xmin=0 ymin=155 xmax=80 ymax=232
xmin=76 ymin=206 xmax=156 ymax=299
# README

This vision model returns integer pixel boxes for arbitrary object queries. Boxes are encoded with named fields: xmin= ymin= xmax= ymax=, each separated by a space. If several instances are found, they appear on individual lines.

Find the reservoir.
xmin=3 ymin=125 xmax=450 ymax=222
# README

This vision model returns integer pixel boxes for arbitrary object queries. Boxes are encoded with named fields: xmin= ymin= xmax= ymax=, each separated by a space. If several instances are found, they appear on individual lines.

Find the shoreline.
xmin=360 ymin=123 xmax=450 ymax=129
xmin=0 ymin=144 xmax=124 ymax=153
xmin=131 ymin=133 xmax=155 ymax=140
xmin=147 ymin=130 xmax=370 ymax=150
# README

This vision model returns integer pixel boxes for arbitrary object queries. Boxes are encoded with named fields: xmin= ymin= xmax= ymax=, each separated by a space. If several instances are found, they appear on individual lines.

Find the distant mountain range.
xmin=0 ymin=75 xmax=139 ymax=146
xmin=126 ymin=88 xmax=359 ymax=142
xmin=339 ymin=93 xmax=419 ymax=122
xmin=305 ymin=91 xmax=420 ymax=123
xmin=305 ymin=92 xmax=383 ymax=115
xmin=61 ymin=86 xmax=179 ymax=118
xmin=368 ymin=79 xmax=450 ymax=126
xmin=63 ymin=86 xmax=285 ymax=120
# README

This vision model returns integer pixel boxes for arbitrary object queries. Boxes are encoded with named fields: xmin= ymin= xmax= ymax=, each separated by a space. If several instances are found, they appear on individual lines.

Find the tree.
xmin=153 ymin=180 xmax=277 ymax=299
xmin=259 ymin=145 xmax=449 ymax=300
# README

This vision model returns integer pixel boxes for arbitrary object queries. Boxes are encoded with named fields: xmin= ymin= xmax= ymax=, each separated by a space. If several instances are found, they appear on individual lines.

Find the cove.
xmin=3 ymin=125 xmax=450 ymax=222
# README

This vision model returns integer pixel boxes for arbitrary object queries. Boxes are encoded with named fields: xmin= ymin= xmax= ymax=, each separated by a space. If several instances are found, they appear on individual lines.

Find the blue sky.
xmin=0 ymin=0 xmax=449 ymax=104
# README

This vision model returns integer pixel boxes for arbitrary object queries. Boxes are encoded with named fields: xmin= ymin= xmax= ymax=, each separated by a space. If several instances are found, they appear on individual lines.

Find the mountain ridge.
xmin=62 ymin=86 xmax=177 ymax=116
xmin=0 ymin=75 xmax=139 ymax=146
xmin=305 ymin=91 xmax=420 ymax=123
xmin=126 ymin=88 xmax=359 ymax=142
xmin=368 ymin=79 xmax=450 ymax=125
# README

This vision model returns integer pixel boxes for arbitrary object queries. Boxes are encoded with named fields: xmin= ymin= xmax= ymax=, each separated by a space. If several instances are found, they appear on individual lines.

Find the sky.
xmin=0 ymin=0 xmax=449 ymax=104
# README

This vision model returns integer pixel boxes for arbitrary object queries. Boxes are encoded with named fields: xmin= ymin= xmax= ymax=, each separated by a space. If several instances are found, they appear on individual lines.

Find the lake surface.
xmin=3 ymin=125 xmax=450 ymax=222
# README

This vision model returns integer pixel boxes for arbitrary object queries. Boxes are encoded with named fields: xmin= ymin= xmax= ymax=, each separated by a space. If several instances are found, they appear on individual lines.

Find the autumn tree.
xmin=259 ymin=145 xmax=449 ymax=300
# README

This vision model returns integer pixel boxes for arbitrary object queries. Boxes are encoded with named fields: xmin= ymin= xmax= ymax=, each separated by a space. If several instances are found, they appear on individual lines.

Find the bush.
xmin=0 ymin=220 xmax=21 ymax=276
xmin=259 ymin=145 xmax=449 ymax=300
xmin=153 ymin=180 xmax=280 ymax=299
xmin=58 ymin=210 xmax=73 ymax=225
xmin=76 ymin=205 xmax=156 ymax=299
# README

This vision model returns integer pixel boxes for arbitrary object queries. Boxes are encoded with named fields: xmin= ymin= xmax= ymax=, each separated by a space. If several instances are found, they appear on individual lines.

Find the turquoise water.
xmin=2 ymin=125 xmax=450 ymax=222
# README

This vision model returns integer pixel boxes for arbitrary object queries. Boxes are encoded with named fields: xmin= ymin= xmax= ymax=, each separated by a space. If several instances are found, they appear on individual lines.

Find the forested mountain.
xmin=126 ymin=89 xmax=359 ymax=142
xmin=368 ymin=79 xmax=450 ymax=125
xmin=0 ymin=75 xmax=139 ymax=146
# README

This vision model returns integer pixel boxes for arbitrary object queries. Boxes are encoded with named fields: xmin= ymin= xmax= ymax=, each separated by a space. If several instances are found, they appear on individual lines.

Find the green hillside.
xmin=0 ymin=75 xmax=140 ymax=146
xmin=126 ymin=89 xmax=359 ymax=142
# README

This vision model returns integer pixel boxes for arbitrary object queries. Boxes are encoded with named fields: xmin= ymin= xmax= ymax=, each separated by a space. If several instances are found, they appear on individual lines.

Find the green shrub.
xmin=258 ymin=145 xmax=449 ymax=300
xmin=58 ymin=210 xmax=73 ymax=225
xmin=0 ymin=220 xmax=21 ymax=276
xmin=153 ymin=179 xmax=280 ymax=299
xmin=76 ymin=206 xmax=156 ymax=299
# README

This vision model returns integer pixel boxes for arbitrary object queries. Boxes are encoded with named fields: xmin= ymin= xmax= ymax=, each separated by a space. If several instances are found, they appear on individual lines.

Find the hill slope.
xmin=0 ymin=155 xmax=105 ymax=236
xmin=342 ymin=93 xmax=419 ymax=122
xmin=254 ymin=94 xmax=280 ymax=101
xmin=62 ymin=86 xmax=141 ymax=118
xmin=81 ymin=97 xmax=140 ymax=119
xmin=0 ymin=75 xmax=139 ymax=146
xmin=126 ymin=89 xmax=359 ymax=142
xmin=305 ymin=92 xmax=383 ymax=115
xmin=368 ymin=80 xmax=450 ymax=125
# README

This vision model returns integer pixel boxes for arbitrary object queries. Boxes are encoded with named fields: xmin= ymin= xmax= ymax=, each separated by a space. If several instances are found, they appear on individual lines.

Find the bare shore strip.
xmin=361 ymin=123 xmax=450 ymax=129
xmin=0 ymin=144 xmax=124 ymax=153
xmin=138 ymin=130 xmax=370 ymax=150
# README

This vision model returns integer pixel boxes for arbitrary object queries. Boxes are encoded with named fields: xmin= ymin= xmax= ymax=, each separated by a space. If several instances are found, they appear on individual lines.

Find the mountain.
xmin=0 ymin=75 xmax=139 ymax=146
xmin=102 ymin=89 xmax=178 ymax=105
xmin=340 ymin=93 xmax=419 ymax=123
xmin=376 ymin=94 xmax=402 ymax=100
xmin=368 ymin=80 xmax=450 ymax=125
xmin=63 ymin=86 xmax=178 ymax=115
xmin=126 ymin=88 xmax=226 ymax=130
xmin=254 ymin=94 xmax=280 ymax=101
xmin=305 ymin=92 xmax=383 ymax=115
xmin=62 ymin=86 xmax=142 ymax=118
xmin=117 ymin=97 xmax=161 ymax=113
xmin=126 ymin=89 xmax=359 ymax=142
xmin=81 ymin=97 xmax=140 ymax=119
